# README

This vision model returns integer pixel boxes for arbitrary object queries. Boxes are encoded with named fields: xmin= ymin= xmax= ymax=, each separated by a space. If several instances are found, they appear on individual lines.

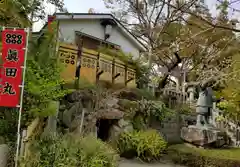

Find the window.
xmin=75 ymin=33 xmax=120 ymax=51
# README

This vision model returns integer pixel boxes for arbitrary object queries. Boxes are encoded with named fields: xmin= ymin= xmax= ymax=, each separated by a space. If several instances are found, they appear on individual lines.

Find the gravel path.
xmin=119 ymin=159 xmax=185 ymax=167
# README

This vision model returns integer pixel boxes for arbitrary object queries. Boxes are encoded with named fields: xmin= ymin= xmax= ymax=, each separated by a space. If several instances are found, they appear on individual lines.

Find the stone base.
xmin=181 ymin=125 xmax=229 ymax=148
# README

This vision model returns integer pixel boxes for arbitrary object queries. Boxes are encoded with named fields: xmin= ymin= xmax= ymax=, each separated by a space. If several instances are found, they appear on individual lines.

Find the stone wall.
xmin=216 ymin=120 xmax=240 ymax=147
xmin=160 ymin=116 xmax=182 ymax=144
xmin=150 ymin=113 xmax=196 ymax=144
xmin=150 ymin=114 xmax=183 ymax=144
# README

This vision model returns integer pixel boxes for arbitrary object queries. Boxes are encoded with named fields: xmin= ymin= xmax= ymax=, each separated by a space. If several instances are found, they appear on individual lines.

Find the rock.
xmin=109 ymin=121 xmax=133 ymax=142
xmin=114 ymin=88 xmax=141 ymax=101
xmin=97 ymin=109 xmax=124 ymax=120
xmin=108 ymin=119 xmax=133 ymax=142
xmin=118 ymin=119 xmax=133 ymax=132
xmin=123 ymin=124 xmax=134 ymax=132
xmin=109 ymin=125 xmax=122 ymax=141
xmin=104 ymin=98 xmax=119 ymax=108
xmin=118 ymin=119 xmax=130 ymax=127
xmin=71 ymin=108 xmax=89 ymax=132
xmin=67 ymin=90 xmax=95 ymax=103
xmin=117 ymin=99 xmax=138 ymax=111
xmin=0 ymin=144 xmax=8 ymax=167
xmin=181 ymin=125 xmax=229 ymax=147
xmin=63 ymin=102 xmax=83 ymax=128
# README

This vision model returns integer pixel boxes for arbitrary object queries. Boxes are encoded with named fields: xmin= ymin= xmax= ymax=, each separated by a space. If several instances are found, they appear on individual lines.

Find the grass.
xmin=168 ymin=144 xmax=240 ymax=160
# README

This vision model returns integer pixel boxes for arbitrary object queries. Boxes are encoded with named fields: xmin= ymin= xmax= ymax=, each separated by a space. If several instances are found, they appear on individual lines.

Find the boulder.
xmin=114 ymin=88 xmax=141 ymax=101
xmin=109 ymin=125 xmax=122 ymax=141
xmin=181 ymin=125 xmax=229 ymax=148
xmin=97 ymin=109 xmax=124 ymax=120
xmin=63 ymin=102 xmax=83 ymax=128
xmin=118 ymin=119 xmax=130 ymax=127
xmin=108 ymin=119 xmax=133 ymax=142
xmin=104 ymin=98 xmax=119 ymax=108
xmin=118 ymin=119 xmax=133 ymax=132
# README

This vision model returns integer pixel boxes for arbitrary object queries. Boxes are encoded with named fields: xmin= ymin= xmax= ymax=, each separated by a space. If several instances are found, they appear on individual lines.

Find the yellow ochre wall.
xmin=80 ymin=48 xmax=98 ymax=83
xmin=99 ymin=53 xmax=113 ymax=83
xmin=58 ymin=43 xmax=78 ymax=82
xmin=126 ymin=66 xmax=137 ymax=88
xmin=114 ymin=59 xmax=125 ymax=86
xmin=57 ymin=44 xmax=137 ymax=87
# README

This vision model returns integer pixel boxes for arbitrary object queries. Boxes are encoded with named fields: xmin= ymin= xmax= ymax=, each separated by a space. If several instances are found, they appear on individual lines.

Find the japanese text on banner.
xmin=0 ymin=29 xmax=26 ymax=107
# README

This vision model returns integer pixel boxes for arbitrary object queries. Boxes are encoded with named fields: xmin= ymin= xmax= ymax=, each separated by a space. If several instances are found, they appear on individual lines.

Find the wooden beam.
xmin=97 ymin=70 xmax=104 ymax=77
xmin=113 ymin=73 xmax=120 ymax=79
xmin=126 ymin=78 xmax=134 ymax=84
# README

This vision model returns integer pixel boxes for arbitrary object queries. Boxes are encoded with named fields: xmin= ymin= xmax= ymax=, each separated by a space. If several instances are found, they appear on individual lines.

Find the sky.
xmin=32 ymin=0 xmax=240 ymax=32
xmin=33 ymin=0 xmax=110 ymax=31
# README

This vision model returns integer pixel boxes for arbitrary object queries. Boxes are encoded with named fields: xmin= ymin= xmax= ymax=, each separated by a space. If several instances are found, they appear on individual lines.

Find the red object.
xmin=48 ymin=15 xmax=56 ymax=31
xmin=1 ymin=47 xmax=26 ymax=66
xmin=2 ymin=29 xmax=26 ymax=49
xmin=0 ymin=29 xmax=26 ymax=107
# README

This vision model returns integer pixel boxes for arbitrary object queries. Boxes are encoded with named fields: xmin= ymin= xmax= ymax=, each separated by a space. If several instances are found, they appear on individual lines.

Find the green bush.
xmin=116 ymin=88 xmax=155 ymax=101
xmin=117 ymin=129 xmax=167 ymax=162
xmin=20 ymin=134 xmax=119 ymax=167
xmin=168 ymin=144 xmax=240 ymax=167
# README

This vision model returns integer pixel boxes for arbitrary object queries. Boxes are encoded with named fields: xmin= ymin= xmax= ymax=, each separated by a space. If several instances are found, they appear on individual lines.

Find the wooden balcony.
xmin=57 ymin=42 xmax=137 ymax=88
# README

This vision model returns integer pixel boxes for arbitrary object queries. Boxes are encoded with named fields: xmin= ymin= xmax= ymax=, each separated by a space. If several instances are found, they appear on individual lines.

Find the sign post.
xmin=0 ymin=27 xmax=30 ymax=167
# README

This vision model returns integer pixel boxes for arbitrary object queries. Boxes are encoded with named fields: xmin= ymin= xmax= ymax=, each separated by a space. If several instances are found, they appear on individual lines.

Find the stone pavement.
xmin=119 ymin=159 xmax=185 ymax=167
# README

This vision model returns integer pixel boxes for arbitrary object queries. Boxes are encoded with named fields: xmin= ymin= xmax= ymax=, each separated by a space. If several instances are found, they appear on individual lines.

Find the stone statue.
xmin=196 ymin=86 xmax=216 ymax=127
xmin=181 ymin=79 xmax=228 ymax=147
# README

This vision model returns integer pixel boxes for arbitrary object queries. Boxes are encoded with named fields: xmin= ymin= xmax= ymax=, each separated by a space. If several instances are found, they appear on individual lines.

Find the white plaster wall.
xmin=58 ymin=19 xmax=139 ymax=58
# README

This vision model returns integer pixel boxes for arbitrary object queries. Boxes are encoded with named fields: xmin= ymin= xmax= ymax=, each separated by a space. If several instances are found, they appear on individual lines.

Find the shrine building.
xmin=35 ymin=13 xmax=146 ymax=88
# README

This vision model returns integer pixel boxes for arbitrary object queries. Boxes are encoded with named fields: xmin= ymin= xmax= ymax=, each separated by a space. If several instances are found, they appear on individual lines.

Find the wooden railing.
xmin=57 ymin=43 xmax=137 ymax=88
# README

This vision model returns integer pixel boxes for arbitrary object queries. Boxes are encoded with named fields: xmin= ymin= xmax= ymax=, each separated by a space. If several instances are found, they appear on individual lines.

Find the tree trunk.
xmin=155 ymin=53 xmax=182 ymax=97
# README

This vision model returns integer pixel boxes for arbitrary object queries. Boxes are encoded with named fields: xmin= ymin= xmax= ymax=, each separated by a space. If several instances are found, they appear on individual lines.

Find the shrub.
xmin=168 ymin=144 xmax=240 ymax=167
xmin=116 ymin=88 xmax=155 ymax=101
xmin=117 ymin=129 xmax=167 ymax=162
xmin=20 ymin=134 xmax=119 ymax=167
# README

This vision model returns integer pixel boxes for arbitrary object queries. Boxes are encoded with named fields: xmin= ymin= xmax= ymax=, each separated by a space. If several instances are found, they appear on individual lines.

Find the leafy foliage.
xmin=184 ymin=6 xmax=239 ymax=84
xmin=132 ymin=99 xmax=173 ymax=128
xmin=23 ymin=23 xmax=70 ymax=118
xmin=0 ymin=0 xmax=66 ymax=26
xmin=178 ymin=103 xmax=193 ymax=114
xmin=20 ymin=134 xmax=118 ymax=167
xmin=0 ymin=114 xmax=17 ymax=142
xmin=168 ymin=144 xmax=240 ymax=167
xmin=116 ymin=88 xmax=155 ymax=101
xmin=103 ymin=0 xmax=240 ymax=92
xmin=117 ymin=129 xmax=167 ymax=162
xmin=216 ymin=53 xmax=240 ymax=123
xmin=118 ymin=97 xmax=173 ymax=130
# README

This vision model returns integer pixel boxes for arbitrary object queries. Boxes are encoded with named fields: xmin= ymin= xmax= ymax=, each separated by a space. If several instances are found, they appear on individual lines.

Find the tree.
xmin=217 ymin=53 xmax=240 ymax=123
xmin=23 ymin=23 xmax=70 ymax=121
xmin=0 ymin=0 xmax=67 ymax=27
xmin=163 ymin=0 xmax=240 ymax=32
xmin=103 ymin=0 xmax=199 ymax=92
xmin=179 ymin=3 xmax=239 ymax=85
xmin=103 ymin=0 xmax=240 ymax=96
